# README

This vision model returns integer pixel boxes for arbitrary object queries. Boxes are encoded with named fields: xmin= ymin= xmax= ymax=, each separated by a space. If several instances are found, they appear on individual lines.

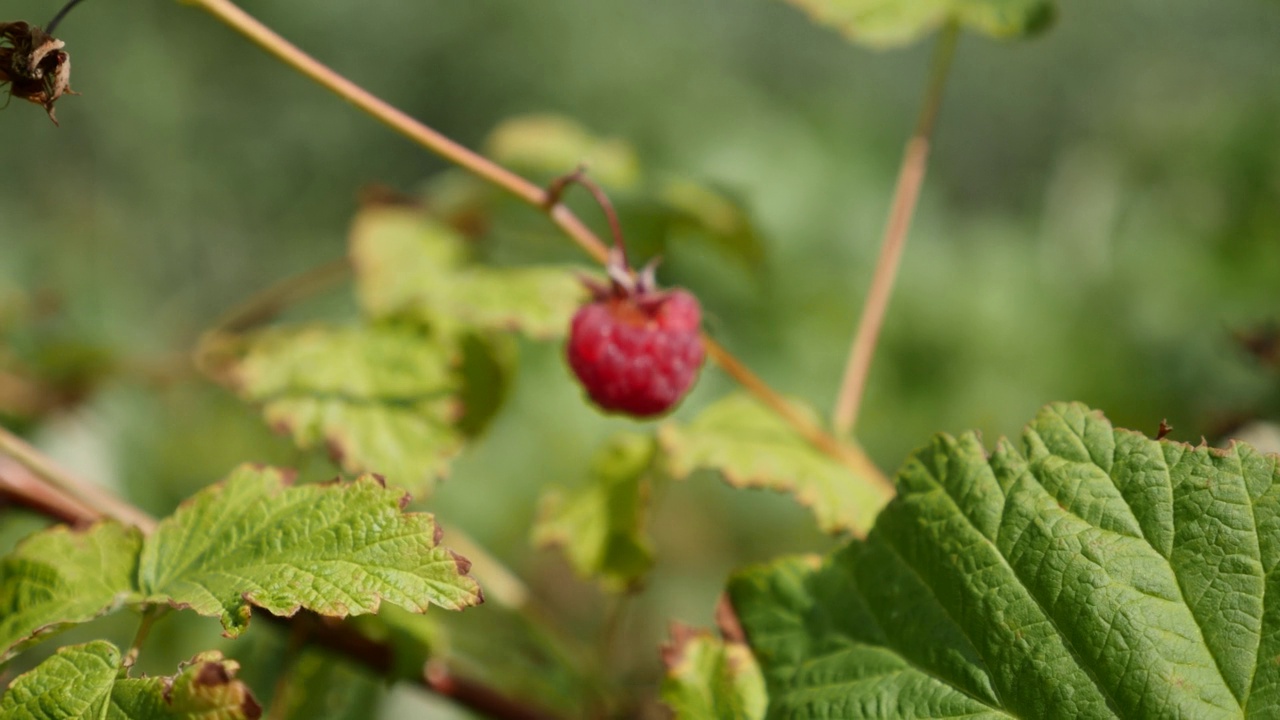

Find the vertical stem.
xmin=832 ymin=23 xmax=961 ymax=437
xmin=124 ymin=607 xmax=165 ymax=667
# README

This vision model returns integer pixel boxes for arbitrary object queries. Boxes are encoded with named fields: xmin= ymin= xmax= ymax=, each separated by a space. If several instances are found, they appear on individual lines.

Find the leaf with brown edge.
xmin=0 ymin=521 xmax=142 ymax=662
xmin=660 ymin=622 xmax=766 ymax=719
xmin=532 ymin=433 xmax=657 ymax=591
xmin=226 ymin=323 xmax=472 ymax=496
xmin=660 ymin=393 xmax=890 ymax=535
xmin=136 ymin=464 xmax=482 ymax=636
xmin=0 ymin=640 xmax=262 ymax=719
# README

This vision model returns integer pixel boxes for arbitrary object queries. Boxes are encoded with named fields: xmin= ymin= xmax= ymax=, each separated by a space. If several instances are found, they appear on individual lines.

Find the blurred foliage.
xmin=2 ymin=0 xmax=1280 ymax=715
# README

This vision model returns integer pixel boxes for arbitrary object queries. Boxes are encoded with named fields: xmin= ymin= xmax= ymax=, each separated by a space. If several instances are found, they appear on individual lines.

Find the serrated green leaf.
xmin=484 ymin=114 xmax=641 ymax=189
xmin=0 ymin=640 xmax=261 ymax=719
xmin=661 ymin=393 xmax=890 ymax=535
xmin=229 ymin=323 xmax=468 ymax=494
xmin=661 ymin=625 xmax=766 ymax=719
xmin=0 ymin=522 xmax=142 ymax=662
xmin=137 ymin=464 xmax=482 ymax=636
xmin=729 ymin=401 xmax=1280 ymax=719
xmin=533 ymin=434 xmax=657 ymax=591
xmin=350 ymin=206 xmax=584 ymax=339
xmin=778 ymin=0 xmax=1055 ymax=48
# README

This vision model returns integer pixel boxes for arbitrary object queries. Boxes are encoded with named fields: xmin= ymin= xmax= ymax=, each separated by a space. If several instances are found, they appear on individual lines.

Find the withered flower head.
xmin=0 ymin=21 xmax=75 ymax=126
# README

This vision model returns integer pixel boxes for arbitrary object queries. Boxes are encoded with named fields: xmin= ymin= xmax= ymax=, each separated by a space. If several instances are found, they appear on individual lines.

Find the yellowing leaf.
xmin=533 ymin=434 xmax=657 ymax=591
xmin=0 ymin=522 xmax=142 ymax=662
xmin=778 ymin=0 xmax=1054 ymax=48
xmin=661 ymin=624 xmax=766 ymax=719
xmin=485 ymin=114 xmax=640 ymax=189
xmin=350 ymin=206 xmax=584 ymax=339
xmin=661 ymin=393 xmax=890 ymax=535
xmin=229 ymin=323 xmax=471 ymax=494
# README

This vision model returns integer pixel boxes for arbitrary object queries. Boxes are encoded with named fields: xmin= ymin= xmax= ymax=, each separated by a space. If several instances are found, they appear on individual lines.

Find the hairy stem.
xmin=124 ymin=606 xmax=165 ymax=667
xmin=832 ymin=23 xmax=961 ymax=437
xmin=183 ymin=0 xmax=889 ymax=490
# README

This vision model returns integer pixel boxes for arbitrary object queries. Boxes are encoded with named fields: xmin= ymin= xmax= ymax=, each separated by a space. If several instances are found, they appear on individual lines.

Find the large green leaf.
xmin=0 ymin=522 xmax=142 ymax=662
xmin=229 ymin=323 xmax=471 ymax=494
xmin=729 ymin=402 xmax=1280 ymax=719
xmin=661 ymin=624 xmax=766 ymax=719
xmin=777 ymin=0 xmax=1054 ymax=48
xmin=0 ymin=640 xmax=261 ymax=719
xmin=661 ymin=393 xmax=890 ymax=535
xmin=533 ymin=434 xmax=658 ymax=591
xmin=350 ymin=206 xmax=584 ymax=339
xmin=137 ymin=465 xmax=482 ymax=636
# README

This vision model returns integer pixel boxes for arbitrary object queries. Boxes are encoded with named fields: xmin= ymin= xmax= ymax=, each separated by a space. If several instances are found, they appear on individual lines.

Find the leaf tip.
xmin=660 ymin=622 xmax=701 ymax=670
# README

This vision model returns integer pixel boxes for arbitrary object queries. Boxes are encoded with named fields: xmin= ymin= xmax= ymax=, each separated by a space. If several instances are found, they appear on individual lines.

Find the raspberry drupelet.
xmin=549 ymin=168 xmax=706 ymax=418
xmin=567 ymin=278 xmax=705 ymax=418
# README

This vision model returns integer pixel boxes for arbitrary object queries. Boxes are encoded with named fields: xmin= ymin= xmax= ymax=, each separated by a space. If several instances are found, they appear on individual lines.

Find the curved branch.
xmin=184 ymin=0 xmax=890 ymax=493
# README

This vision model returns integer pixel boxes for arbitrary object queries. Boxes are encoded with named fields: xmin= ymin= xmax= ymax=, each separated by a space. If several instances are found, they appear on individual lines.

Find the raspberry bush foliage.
xmin=3 ymin=0 xmax=1280 ymax=717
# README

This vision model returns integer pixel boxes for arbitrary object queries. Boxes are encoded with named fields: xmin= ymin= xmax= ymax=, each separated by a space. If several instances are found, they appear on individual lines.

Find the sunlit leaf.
xmin=533 ymin=434 xmax=657 ymax=591
xmin=0 ymin=640 xmax=261 ymax=719
xmin=0 ymin=522 xmax=142 ymax=662
xmin=350 ymin=206 xmax=584 ymax=339
xmin=485 ymin=114 xmax=641 ymax=189
xmin=777 ymin=0 xmax=1054 ymax=48
xmin=661 ymin=393 xmax=889 ymax=535
xmin=661 ymin=624 xmax=766 ymax=719
xmin=137 ymin=464 xmax=482 ymax=636
xmin=229 ymin=323 xmax=469 ymax=494
xmin=729 ymin=402 xmax=1280 ymax=718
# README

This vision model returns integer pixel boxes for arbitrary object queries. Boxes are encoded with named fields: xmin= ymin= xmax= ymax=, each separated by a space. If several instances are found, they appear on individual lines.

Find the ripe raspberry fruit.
xmin=567 ymin=269 xmax=705 ymax=418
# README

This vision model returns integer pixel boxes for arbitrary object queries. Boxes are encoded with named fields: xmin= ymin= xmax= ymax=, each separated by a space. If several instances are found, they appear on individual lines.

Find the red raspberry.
xmin=567 ymin=288 xmax=705 ymax=418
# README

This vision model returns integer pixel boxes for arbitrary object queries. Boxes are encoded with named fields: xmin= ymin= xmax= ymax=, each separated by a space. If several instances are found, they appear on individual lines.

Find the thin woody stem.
xmin=45 ymin=0 xmax=89 ymax=33
xmin=545 ymin=168 xmax=630 ymax=265
xmin=0 ymin=434 xmax=567 ymax=720
xmin=184 ymin=0 xmax=889 ymax=490
xmin=0 ymin=425 xmax=157 ymax=532
xmin=832 ymin=23 xmax=960 ymax=437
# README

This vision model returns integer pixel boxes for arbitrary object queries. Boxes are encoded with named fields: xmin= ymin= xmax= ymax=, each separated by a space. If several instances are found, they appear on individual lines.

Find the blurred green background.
xmin=2 ymin=0 xmax=1279 ymax=716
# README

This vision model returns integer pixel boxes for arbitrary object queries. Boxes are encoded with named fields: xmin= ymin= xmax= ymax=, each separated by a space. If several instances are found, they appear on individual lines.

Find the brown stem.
xmin=0 ymin=425 xmax=157 ymax=532
xmin=183 ymin=0 xmax=887 ymax=490
xmin=0 ymin=435 xmax=567 ymax=720
xmin=704 ymin=339 xmax=893 ymax=500
xmin=426 ymin=661 xmax=561 ymax=720
xmin=832 ymin=23 xmax=961 ymax=437
xmin=0 ymin=456 xmax=100 ymax=525
xmin=208 ymin=258 xmax=352 ymax=336
xmin=545 ymin=167 xmax=629 ymax=265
